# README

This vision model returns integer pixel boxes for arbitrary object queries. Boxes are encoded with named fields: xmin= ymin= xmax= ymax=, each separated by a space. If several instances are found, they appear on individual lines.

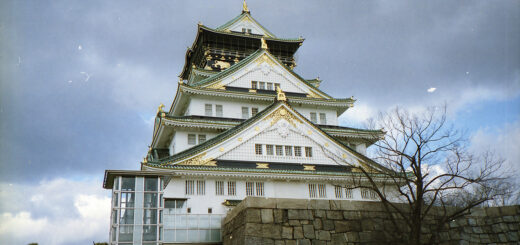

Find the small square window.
xmin=242 ymin=28 xmax=246 ymax=33
xmin=251 ymin=81 xmax=258 ymax=89
xmin=285 ymin=146 xmax=293 ymax=156
xmin=216 ymin=105 xmax=223 ymax=117
xmin=305 ymin=147 xmax=313 ymax=157
xmin=310 ymin=112 xmax=317 ymax=123
xmin=275 ymin=83 xmax=281 ymax=89
xmin=247 ymin=29 xmax=252 ymax=34
xmin=266 ymin=145 xmax=274 ymax=155
xmin=208 ymin=208 xmax=212 ymax=214
xmin=187 ymin=208 xmax=191 ymax=213
xmin=294 ymin=146 xmax=302 ymax=157
xmin=198 ymin=134 xmax=206 ymax=144
xmin=276 ymin=145 xmax=284 ymax=156
xmin=242 ymin=107 xmax=249 ymax=119
xmin=319 ymin=113 xmax=327 ymax=124
xmin=251 ymin=107 xmax=259 ymax=116
xmin=266 ymin=83 xmax=273 ymax=90
xmin=255 ymin=144 xmax=263 ymax=155
xmin=188 ymin=134 xmax=196 ymax=145
xmin=205 ymin=104 xmax=212 ymax=116
xmin=259 ymin=82 xmax=266 ymax=90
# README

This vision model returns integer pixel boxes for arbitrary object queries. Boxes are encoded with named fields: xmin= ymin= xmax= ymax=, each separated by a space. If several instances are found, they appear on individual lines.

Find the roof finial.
xmin=157 ymin=103 xmax=165 ymax=114
xmin=243 ymin=0 xmax=250 ymax=13
xmin=276 ymin=86 xmax=287 ymax=101
xmin=261 ymin=37 xmax=268 ymax=49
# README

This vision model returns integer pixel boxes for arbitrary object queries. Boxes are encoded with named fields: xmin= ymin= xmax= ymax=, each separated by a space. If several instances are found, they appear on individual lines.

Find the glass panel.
xmin=143 ymin=225 xmax=157 ymax=241
xmin=199 ymin=215 xmax=210 ymax=229
xmin=118 ymin=225 xmax=133 ymax=242
xmin=188 ymin=215 xmax=198 ymax=229
xmin=198 ymin=134 xmax=206 ymax=144
xmin=111 ymin=226 xmax=117 ymax=242
xmin=144 ymin=177 xmax=158 ymax=191
xmin=188 ymin=230 xmax=199 ymax=242
xmin=210 ymin=216 xmax=221 ymax=228
xmin=211 ymin=229 xmax=221 ymax=242
xmin=188 ymin=134 xmax=196 ymax=145
xmin=163 ymin=229 xmax=174 ymax=242
xmin=205 ymin=104 xmax=212 ymax=116
xmin=176 ymin=215 xmax=187 ymax=229
xmin=164 ymin=199 xmax=176 ymax=209
xmin=159 ymin=210 xmax=163 ymax=224
xmin=112 ymin=209 xmax=118 ymax=224
xmin=113 ymin=193 xmax=119 ymax=207
xmin=241 ymin=107 xmax=249 ymax=119
xmin=176 ymin=200 xmax=186 ymax=213
xmin=143 ymin=209 xmax=157 ymax=224
xmin=120 ymin=208 xmax=134 ymax=224
xmin=200 ymin=229 xmax=211 ymax=241
xmin=144 ymin=193 xmax=158 ymax=208
xmin=114 ymin=177 xmax=120 ymax=190
xmin=159 ymin=227 xmax=163 ymax=240
xmin=121 ymin=192 xmax=135 ymax=208
xmin=121 ymin=177 xmax=135 ymax=191
xmin=216 ymin=105 xmax=223 ymax=117
xmin=160 ymin=178 xmax=164 ymax=191
xmin=176 ymin=229 xmax=187 ymax=242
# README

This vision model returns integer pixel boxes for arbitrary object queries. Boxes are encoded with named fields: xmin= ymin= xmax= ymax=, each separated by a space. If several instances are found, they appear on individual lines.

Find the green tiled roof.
xmin=191 ymin=49 xmax=332 ymax=99
xmin=215 ymin=12 xmax=277 ymax=38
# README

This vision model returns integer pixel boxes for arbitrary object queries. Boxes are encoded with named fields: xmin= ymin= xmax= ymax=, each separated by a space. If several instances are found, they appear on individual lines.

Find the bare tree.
xmin=343 ymin=105 xmax=513 ymax=245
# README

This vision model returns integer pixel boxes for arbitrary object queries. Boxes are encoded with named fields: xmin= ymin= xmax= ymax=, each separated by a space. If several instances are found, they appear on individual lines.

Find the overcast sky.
xmin=1 ymin=1 xmax=518 ymax=244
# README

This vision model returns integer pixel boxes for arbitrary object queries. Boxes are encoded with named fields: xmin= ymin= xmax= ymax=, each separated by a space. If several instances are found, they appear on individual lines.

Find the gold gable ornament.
xmin=157 ymin=103 xmax=166 ymax=117
xmin=242 ymin=0 xmax=250 ymax=13
xmin=276 ymin=86 xmax=286 ymax=101
xmin=261 ymin=37 xmax=268 ymax=50
xmin=177 ymin=153 xmax=216 ymax=166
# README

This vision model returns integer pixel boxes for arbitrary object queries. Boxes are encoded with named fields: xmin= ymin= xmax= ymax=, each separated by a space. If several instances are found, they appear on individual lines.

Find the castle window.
xmin=334 ymin=186 xmax=343 ymax=198
xmin=285 ymin=146 xmax=293 ymax=156
xmin=255 ymin=144 xmax=263 ymax=155
xmin=305 ymin=147 xmax=313 ymax=157
xmin=308 ymin=184 xmax=317 ymax=198
xmin=275 ymin=145 xmax=283 ymax=156
xmin=251 ymin=107 xmax=259 ymax=116
xmin=188 ymin=134 xmax=196 ymax=145
xmin=256 ymin=182 xmax=264 ymax=196
xmin=242 ymin=27 xmax=246 ymax=33
xmin=266 ymin=82 xmax=273 ymax=90
xmin=266 ymin=145 xmax=274 ymax=155
xmin=247 ymin=28 xmax=252 ymax=34
xmin=251 ymin=81 xmax=258 ymax=89
xmin=197 ymin=180 xmax=206 ymax=195
xmin=185 ymin=180 xmax=194 ymax=195
xmin=259 ymin=82 xmax=266 ymax=90
xmin=216 ymin=105 xmax=223 ymax=117
xmin=275 ymin=83 xmax=280 ymax=89
xmin=319 ymin=113 xmax=327 ymax=124
xmin=318 ymin=184 xmax=327 ymax=198
xmin=208 ymin=208 xmax=212 ymax=214
xmin=242 ymin=107 xmax=249 ymax=119
xmin=205 ymin=104 xmax=212 ymax=116
xmin=198 ymin=134 xmax=206 ymax=144
xmin=294 ymin=146 xmax=302 ymax=157
xmin=246 ymin=182 xmax=264 ymax=196
xmin=215 ymin=181 xmax=224 ymax=196
xmin=345 ymin=185 xmax=353 ymax=199
xmin=228 ymin=181 xmax=236 ymax=196
xmin=246 ymin=182 xmax=254 ymax=196
xmin=310 ymin=112 xmax=317 ymax=123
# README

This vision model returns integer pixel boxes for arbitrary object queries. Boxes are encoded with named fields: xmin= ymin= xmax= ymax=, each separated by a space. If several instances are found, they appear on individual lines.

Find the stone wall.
xmin=222 ymin=197 xmax=519 ymax=245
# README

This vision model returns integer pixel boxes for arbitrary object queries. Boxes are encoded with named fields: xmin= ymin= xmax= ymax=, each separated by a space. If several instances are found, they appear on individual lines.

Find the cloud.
xmin=0 ymin=178 xmax=111 ymax=245
xmin=427 ymin=87 xmax=436 ymax=93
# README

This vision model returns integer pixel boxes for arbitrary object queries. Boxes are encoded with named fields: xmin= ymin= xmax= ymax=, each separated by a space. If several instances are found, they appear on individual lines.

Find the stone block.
xmin=303 ymin=224 xmax=316 ymax=239
xmin=308 ymin=199 xmax=330 ymax=210
xmin=345 ymin=232 xmax=359 ymax=242
xmin=313 ymin=218 xmax=323 ymax=230
xmin=316 ymin=230 xmax=331 ymax=241
xmin=329 ymin=200 xmax=341 ymax=210
xmin=314 ymin=210 xmax=326 ymax=218
xmin=246 ymin=209 xmax=262 ymax=223
xmin=311 ymin=239 xmax=326 ymax=245
xmin=288 ymin=209 xmax=312 ymax=220
xmin=289 ymin=220 xmax=300 ymax=226
xmin=331 ymin=233 xmax=347 ymax=243
xmin=261 ymin=224 xmax=282 ymax=239
xmin=358 ymin=231 xmax=374 ymax=242
xmin=335 ymin=220 xmax=361 ymax=232
xmin=273 ymin=209 xmax=285 ymax=223
xmin=361 ymin=219 xmax=374 ymax=230
xmin=297 ymin=239 xmax=311 ymax=245
xmin=343 ymin=210 xmax=361 ymax=220
xmin=275 ymin=240 xmax=285 ymax=245
xmin=243 ymin=197 xmax=277 ymax=208
xmin=282 ymin=226 xmax=293 ymax=239
xmin=261 ymin=209 xmax=274 ymax=223
xmin=294 ymin=226 xmax=304 ymax=239
xmin=285 ymin=240 xmax=297 ymax=245
xmin=322 ymin=219 xmax=335 ymax=231
xmin=244 ymin=236 xmax=275 ymax=245
xmin=503 ymin=216 xmax=515 ymax=222
xmin=507 ymin=232 xmax=519 ymax=241
xmin=245 ymin=223 xmax=263 ymax=237
xmin=326 ymin=210 xmax=343 ymax=220
xmin=277 ymin=199 xmax=308 ymax=209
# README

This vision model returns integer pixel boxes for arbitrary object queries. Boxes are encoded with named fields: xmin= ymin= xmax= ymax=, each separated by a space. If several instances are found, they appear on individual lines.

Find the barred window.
xmin=318 ymin=184 xmax=327 ymax=198
xmin=256 ymin=182 xmax=264 ymax=196
xmin=259 ymin=82 xmax=266 ymax=90
xmin=215 ymin=181 xmax=224 ymax=196
xmin=255 ymin=144 xmax=263 ymax=155
xmin=228 ymin=181 xmax=236 ymax=196
xmin=188 ymin=134 xmax=196 ymax=145
xmin=345 ymin=185 xmax=353 ymax=199
xmin=246 ymin=182 xmax=264 ymax=196
xmin=308 ymin=184 xmax=317 ymax=198
xmin=251 ymin=81 xmax=258 ymax=89
xmin=198 ymin=134 xmax=206 ymax=144
xmin=319 ymin=113 xmax=327 ymax=124
xmin=276 ymin=145 xmax=284 ymax=156
xmin=294 ymin=146 xmax=302 ymax=157
xmin=196 ymin=180 xmax=205 ymax=195
xmin=242 ymin=107 xmax=249 ymax=119
xmin=205 ymin=104 xmax=212 ymax=116
xmin=361 ymin=188 xmax=369 ymax=199
xmin=266 ymin=82 xmax=273 ymax=90
xmin=216 ymin=105 xmax=223 ymax=117
xmin=285 ymin=146 xmax=293 ymax=156
xmin=266 ymin=145 xmax=274 ymax=155
xmin=310 ymin=112 xmax=317 ymax=123
xmin=185 ymin=180 xmax=194 ymax=195
xmin=334 ymin=186 xmax=343 ymax=198
xmin=246 ymin=182 xmax=254 ymax=196
xmin=251 ymin=107 xmax=259 ymax=116
xmin=305 ymin=147 xmax=313 ymax=157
